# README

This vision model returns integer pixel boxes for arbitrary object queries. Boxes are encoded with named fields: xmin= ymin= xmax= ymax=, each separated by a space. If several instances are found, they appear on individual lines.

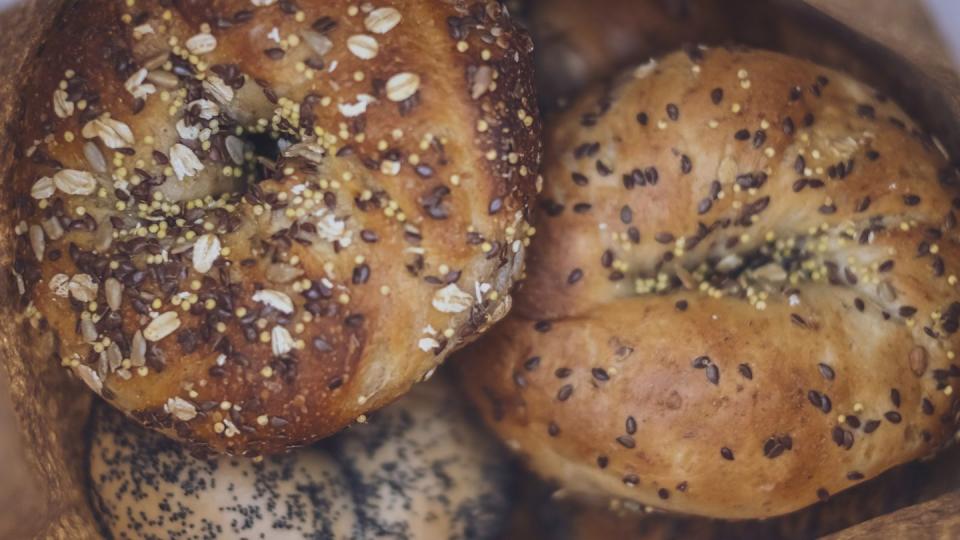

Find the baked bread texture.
xmin=460 ymin=46 xmax=960 ymax=518
xmin=8 ymin=0 xmax=540 ymax=455
xmin=89 ymin=376 xmax=510 ymax=539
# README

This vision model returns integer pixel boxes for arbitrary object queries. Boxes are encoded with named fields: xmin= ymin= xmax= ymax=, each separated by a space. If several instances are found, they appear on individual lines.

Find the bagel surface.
xmin=89 ymin=376 xmax=510 ymax=539
xmin=8 ymin=0 xmax=540 ymax=454
xmin=460 ymin=47 xmax=960 ymax=518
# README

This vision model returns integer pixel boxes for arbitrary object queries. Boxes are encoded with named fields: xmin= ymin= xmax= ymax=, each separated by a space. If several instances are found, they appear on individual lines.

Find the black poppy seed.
xmin=571 ymin=172 xmax=589 ymax=186
xmin=548 ymin=422 xmax=560 ymax=437
xmin=864 ymin=420 xmax=881 ymax=433
xmin=899 ymin=306 xmax=918 ymax=318
xmin=555 ymin=367 xmax=572 ymax=378
xmin=752 ymin=130 xmax=766 ymax=148
xmin=557 ymin=384 xmax=574 ymax=402
xmin=616 ymin=435 xmax=636 ymax=449
xmin=720 ymin=447 xmax=735 ymax=460
xmin=534 ymin=320 xmax=552 ymax=332
xmin=656 ymin=232 xmax=675 ymax=244
xmin=676 ymin=300 xmax=688 ymax=311
xmin=597 ymin=455 xmax=608 ymax=468
xmin=691 ymin=356 xmax=711 ymax=369
xmin=884 ymin=411 xmax=902 ymax=423
xmin=903 ymin=194 xmax=921 ymax=206
xmin=567 ymin=268 xmax=584 ymax=285
xmin=890 ymin=388 xmax=901 ymax=408
xmin=711 ymin=88 xmax=723 ymax=104
xmin=818 ymin=363 xmax=836 ymax=380
xmin=658 ymin=488 xmax=670 ymax=500
xmin=922 ymin=398 xmax=935 ymax=415
xmin=847 ymin=471 xmax=865 ymax=481
xmin=625 ymin=416 xmax=637 ymax=434
xmin=667 ymin=103 xmax=679 ymax=121
xmin=523 ymin=356 xmax=541 ymax=371
xmin=782 ymin=116 xmax=795 ymax=135
xmin=737 ymin=363 xmax=753 ymax=380
xmin=705 ymin=364 xmax=720 ymax=385
xmin=637 ymin=112 xmax=649 ymax=125
xmin=735 ymin=129 xmax=750 ymax=141
xmin=596 ymin=160 xmax=613 ymax=176
xmin=816 ymin=488 xmax=830 ymax=502
xmin=680 ymin=155 xmax=692 ymax=174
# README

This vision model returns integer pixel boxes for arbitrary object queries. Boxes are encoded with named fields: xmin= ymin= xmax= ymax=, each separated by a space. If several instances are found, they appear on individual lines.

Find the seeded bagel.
xmin=460 ymin=47 xmax=960 ymax=518
xmin=8 ymin=0 xmax=540 ymax=455
xmin=89 ymin=376 xmax=510 ymax=539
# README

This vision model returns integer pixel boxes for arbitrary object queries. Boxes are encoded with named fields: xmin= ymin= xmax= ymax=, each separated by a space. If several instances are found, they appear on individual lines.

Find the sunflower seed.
xmin=253 ymin=289 xmax=294 ymax=314
xmin=271 ymin=326 xmax=295 ymax=356
xmin=225 ymin=135 xmax=246 ymax=165
xmin=130 ymin=331 xmax=147 ymax=366
xmin=301 ymin=29 xmax=333 ymax=56
xmin=49 ymin=273 xmax=70 ymax=297
xmin=73 ymin=364 xmax=103 ymax=394
xmin=94 ymin=218 xmax=114 ymax=252
xmin=105 ymin=278 xmax=123 ymax=311
xmin=364 ymin=7 xmax=401 ymax=34
xmin=347 ymin=34 xmax=379 ymax=59
xmin=68 ymin=273 xmax=98 ymax=302
xmin=53 ymin=169 xmax=97 ymax=195
xmin=41 ymin=217 xmax=64 ymax=240
xmin=53 ymin=89 xmax=74 ymax=118
xmin=170 ymin=143 xmax=204 ymax=180
xmin=187 ymin=99 xmax=219 ymax=120
xmin=192 ymin=234 xmax=221 ymax=273
xmin=471 ymin=65 xmax=493 ymax=99
xmin=165 ymin=397 xmax=198 ymax=421
xmin=82 ymin=141 xmax=108 ymax=173
xmin=124 ymin=68 xmax=157 ymax=99
xmin=185 ymin=32 xmax=217 ymax=55
xmin=203 ymin=75 xmax=234 ymax=104
xmin=266 ymin=263 xmax=304 ymax=283
xmin=147 ymin=69 xmax=179 ymax=89
xmin=29 ymin=225 xmax=45 ymax=261
xmin=144 ymin=311 xmax=181 ymax=342
xmin=432 ymin=283 xmax=473 ymax=313
xmin=386 ymin=72 xmax=420 ymax=102
xmin=81 ymin=117 xmax=134 ymax=149
xmin=80 ymin=319 xmax=99 ymax=342
xmin=30 ymin=176 xmax=55 ymax=199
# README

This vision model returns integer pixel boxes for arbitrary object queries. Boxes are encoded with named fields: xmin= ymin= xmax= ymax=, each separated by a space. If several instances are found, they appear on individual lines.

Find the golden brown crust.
xmin=9 ymin=0 xmax=540 ymax=455
xmin=460 ymin=47 xmax=960 ymax=518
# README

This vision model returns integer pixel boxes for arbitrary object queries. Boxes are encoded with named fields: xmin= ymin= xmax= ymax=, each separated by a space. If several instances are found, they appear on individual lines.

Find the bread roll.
xmin=89 ymin=376 xmax=510 ymax=539
xmin=9 ymin=0 xmax=540 ymax=455
xmin=460 ymin=46 xmax=960 ymax=518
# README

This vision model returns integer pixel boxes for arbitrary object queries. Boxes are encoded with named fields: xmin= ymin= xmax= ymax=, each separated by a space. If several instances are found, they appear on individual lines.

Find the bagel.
xmin=89 ymin=376 xmax=510 ymax=539
xmin=8 ymin=0 xmax=540 ymax=455
xmin=460 ymin=47 xmax=960 ymax=518
xmin=529 ymin=0 xmax=731 ymax=107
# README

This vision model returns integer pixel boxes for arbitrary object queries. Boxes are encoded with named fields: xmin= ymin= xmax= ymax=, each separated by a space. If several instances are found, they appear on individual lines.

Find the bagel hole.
xmin=244 ymin=131 xmax=285 ymax=184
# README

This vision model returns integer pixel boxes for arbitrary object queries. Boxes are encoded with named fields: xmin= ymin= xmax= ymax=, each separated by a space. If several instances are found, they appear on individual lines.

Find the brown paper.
xmin=0 ymin=1 xmax=956 ymax=539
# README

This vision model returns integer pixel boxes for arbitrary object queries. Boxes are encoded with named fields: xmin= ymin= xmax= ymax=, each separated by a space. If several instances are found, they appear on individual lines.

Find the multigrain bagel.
xmin=89 ymin=376 xmax=510 ymax=539
xmin=460 ymin=47 xmax=960 ymax=518
xmin=8 ymin=0 xmax=540 ymax=455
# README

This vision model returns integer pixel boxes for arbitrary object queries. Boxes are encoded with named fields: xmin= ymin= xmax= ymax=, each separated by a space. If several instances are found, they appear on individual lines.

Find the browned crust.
xmin=7 ymin=0 xmax=540 ymax=455
xmin=460 ymin=47 xmax=960 ymax=518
